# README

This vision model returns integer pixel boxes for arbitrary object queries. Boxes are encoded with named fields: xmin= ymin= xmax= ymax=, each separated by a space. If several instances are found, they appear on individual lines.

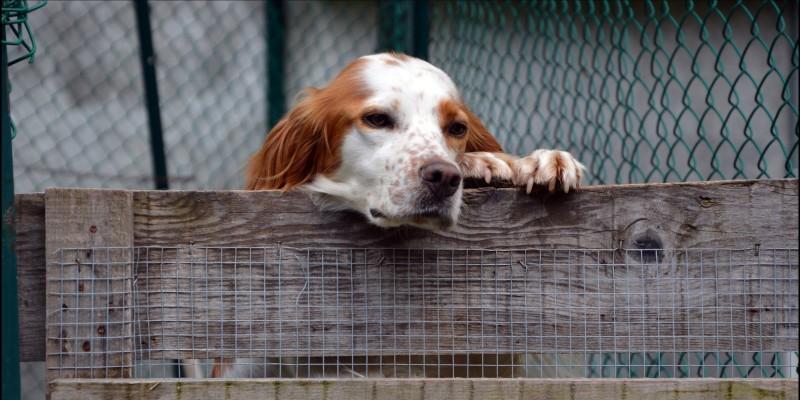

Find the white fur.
xmin=305 ymin=54 xmax=464 ymax=229
xmin=304 ymin=54 xmax=586 ymax=227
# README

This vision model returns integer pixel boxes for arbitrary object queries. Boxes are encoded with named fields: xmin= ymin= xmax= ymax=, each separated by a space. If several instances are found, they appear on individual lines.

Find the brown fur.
xmin=437 ymin=99 xmax=504 ymax=154
xmin=437 ymin=99 xmax=469 ymax=153
xmin=245 ymin=59 xmax=370 ymax=190
xmin=462 ymin=106 xmax=503 ymax=153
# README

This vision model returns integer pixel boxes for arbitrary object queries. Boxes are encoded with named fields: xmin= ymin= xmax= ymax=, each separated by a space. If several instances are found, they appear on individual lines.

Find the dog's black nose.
xmin=419 ymin=161 xmax=462 ymax=199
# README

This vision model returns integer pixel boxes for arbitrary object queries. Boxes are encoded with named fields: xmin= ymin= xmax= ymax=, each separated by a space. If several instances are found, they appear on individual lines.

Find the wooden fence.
xmin=13 ymin=179 xmax=800 ymax=399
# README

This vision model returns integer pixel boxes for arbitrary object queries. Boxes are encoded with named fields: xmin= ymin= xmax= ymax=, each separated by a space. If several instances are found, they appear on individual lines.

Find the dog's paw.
xmin=513 ymin=149 xmax=585 ymax=193
xmin=459 ymin=152 xmax=514 ymax=183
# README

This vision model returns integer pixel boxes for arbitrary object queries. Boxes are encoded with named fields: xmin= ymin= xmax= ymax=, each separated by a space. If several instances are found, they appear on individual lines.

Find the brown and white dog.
xmin=205 ymin=53 xmax=585 ymax=378
xmin=246 ymin=52 xmax=583 ymax=228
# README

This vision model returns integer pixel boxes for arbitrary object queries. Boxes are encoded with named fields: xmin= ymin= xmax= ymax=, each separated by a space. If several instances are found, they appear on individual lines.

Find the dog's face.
xmin=317 ymin=54 xmax=474 ymax=229
xmin=246 ymin=53 xmax=501 ymax=230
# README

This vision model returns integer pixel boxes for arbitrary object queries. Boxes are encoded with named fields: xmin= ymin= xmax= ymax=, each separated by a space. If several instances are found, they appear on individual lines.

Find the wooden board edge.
xmin=49 ymin=378 xmax=799 ymax=400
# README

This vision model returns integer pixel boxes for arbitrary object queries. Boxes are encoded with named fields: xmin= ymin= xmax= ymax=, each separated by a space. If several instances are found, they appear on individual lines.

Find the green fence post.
xmin=266 ymin=0 xmax=285 ymax=130
xmin=378 ymin=0 xmax=408 ymax=53
xmin=411 ymin=0 xmax=429 ymax=60
xmin=134 ymin=0 xmax=169 ymax=190
xmin=1 ymin=21 xmax=21 ymax=400
xmin=377 ymin=0 xmax=429 ymax=59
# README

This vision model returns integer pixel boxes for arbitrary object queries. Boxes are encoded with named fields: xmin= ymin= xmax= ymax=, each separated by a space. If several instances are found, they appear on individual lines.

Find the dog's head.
xmin=246 ymin=53 xmax=501 ymax=230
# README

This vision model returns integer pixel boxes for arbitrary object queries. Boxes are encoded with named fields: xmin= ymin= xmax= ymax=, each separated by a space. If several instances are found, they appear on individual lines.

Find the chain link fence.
xmin=148 ymin=1 xmax=267 ymax=189
xmin=285 ymin=1 xmax=377 ymax=103
xmin=4 ymin=0 xmax=799 ymax=398
xmin=9 ymin=1 xmax=268 ymax=191
xmin=10 ymin=0 xmax=377 ymax=193
xmin=430 ymin=0 xmax=798 ymax=184
xmin=9 ymin=1 xmax=150 ymax=191
xmin=10 ymin=1 xmax=798 ymax=192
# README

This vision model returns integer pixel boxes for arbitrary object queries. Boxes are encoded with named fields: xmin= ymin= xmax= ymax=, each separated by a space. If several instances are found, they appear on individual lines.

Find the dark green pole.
xmin=1 ymin=23 xmax=22 ymax=400
xmin=411 ymin=0 xmax=429 ymax=60
xmin=266 ymin=0 xmax=285 ymax=130
xmin=377 ymin=0 xmax=408 ymax=53
xmin=377 ymin=0 xmax=429 ymax=60
xmin=134 ymin=0 xmax=169 ymax=190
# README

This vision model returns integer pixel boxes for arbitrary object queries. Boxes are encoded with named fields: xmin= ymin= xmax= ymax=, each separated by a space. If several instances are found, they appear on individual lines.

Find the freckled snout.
xmin=419 ymin=160 xmax=462 ymax=199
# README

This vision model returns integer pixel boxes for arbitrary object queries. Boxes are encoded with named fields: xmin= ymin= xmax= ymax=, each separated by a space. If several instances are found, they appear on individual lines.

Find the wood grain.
xmin=15 ymin=179 xmax=800 ymax=361
xmin=133 ymin=247 xmax=797 ymax=358
xmin=132 ymin=179 xmax=798 ymax=249
xmin=16 ymin=193 xmax=45 ymax=361
xmin=49 ymin=378 xmax=799 ymax=400
xmin=45 ymin=188 xmax=135 ymax=379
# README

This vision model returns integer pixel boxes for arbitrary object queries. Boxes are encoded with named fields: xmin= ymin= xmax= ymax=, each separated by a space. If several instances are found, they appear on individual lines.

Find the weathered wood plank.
xmin=131 ymin=247 xmax=797 ymax=358
xmin=45 ymin=188 xmax=135 ymax=379
xmin=613 ymin=179 xmax=800 ymax=250
xmin=49 ymin=378 xmax=799 ymax=400
xmin=132 ymin=179 xmax=798 ymax=249
xmin=15 ymin=179 xmax=800 ymax=361
xmin=16 ymin=192 xmax=45 ymax=362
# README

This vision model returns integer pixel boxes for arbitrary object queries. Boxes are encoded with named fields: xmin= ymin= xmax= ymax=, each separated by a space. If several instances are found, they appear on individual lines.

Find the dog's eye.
xmin=363 ymin=113 xmax=394 ymax=129
xmin=447 ymin=122 xmax=467 ymax=137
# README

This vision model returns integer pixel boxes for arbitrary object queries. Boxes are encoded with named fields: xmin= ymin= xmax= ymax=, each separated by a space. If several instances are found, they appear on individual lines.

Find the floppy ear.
xmin=463 ymin=106 xmax=503 ymax=153
xmin=245 ymin=94 xmax=337 ymax=190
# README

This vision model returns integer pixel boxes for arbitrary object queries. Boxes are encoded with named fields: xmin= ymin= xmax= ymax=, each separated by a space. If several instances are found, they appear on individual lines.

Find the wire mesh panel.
xmin=430 ymin=0 xmax=799 ymax=184
xmin=47 ymin=246 xmax=798 ymax=379
xmin=46 ymin=247 xmax=134 ymax=379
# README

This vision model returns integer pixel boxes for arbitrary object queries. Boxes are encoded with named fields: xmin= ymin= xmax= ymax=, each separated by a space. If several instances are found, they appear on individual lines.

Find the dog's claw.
xmin=513 ymin=149 xmax=584 ymax=195
xmin=459 ymin=152 xmax=514 ymax=186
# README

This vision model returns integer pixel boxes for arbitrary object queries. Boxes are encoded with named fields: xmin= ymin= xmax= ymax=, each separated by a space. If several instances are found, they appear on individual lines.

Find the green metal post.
xmin=134 ymin=0 xmax=169 ymax=190
xmin=266 ymin=0 xmax=285 ymax=130
xmin=411 ymin=0 xmax=429 ymax=60
xmin=1 ymin=22 xmax=21 ymax=400
xmin=377 ymin=0 xmax=429 ymax=59
xmin=377 ymin=0 xmax=409 ymax=53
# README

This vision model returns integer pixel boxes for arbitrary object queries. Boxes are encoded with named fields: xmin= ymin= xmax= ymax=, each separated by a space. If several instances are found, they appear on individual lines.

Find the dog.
xmin=203 ymin=53 xmax=585 ymax=378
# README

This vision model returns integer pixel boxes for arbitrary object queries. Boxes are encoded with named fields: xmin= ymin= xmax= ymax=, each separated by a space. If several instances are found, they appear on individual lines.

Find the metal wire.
xmin=11 ymin=1 xmax=798 ymax=192
xmin=2 ymin=0 xmax=47 ymax=66
xmin=9 ymin=1 xmax=271 ymax=191
xmin=2 ymin=0 xmax=47 ymax=143
xmin=284 ymin=1 xmax=377 ymax=103
xmin=430 ymin=0 xmax=799 ymax=184
xmin=47 ymin=246 xmax=799 ymax=379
